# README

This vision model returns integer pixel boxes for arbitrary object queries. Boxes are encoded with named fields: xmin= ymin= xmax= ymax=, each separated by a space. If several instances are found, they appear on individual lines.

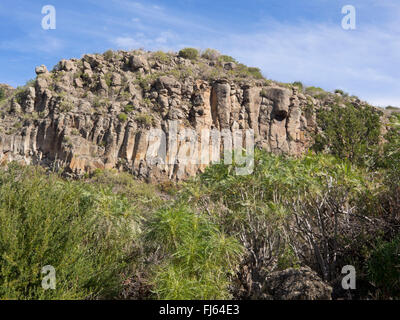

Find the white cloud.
xmin=106 ymin=1 xmax=400 ymax=106
xmin=206 ymin=20 xmax=400 ymax=106
xmin=113 ymin=36 xmax=141 ymax=49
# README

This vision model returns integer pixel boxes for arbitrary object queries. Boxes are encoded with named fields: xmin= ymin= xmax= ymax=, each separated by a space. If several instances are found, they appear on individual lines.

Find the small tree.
xmin=314 ymin=103 xmax=381 ymax=166
xmin=178 ymin=48 xmax=199 ymax=60
xmin=103 ymin=50 xmax=114 ymax=61
xmin=118 ymin=113 xmax=128 ymax=122
xmin=292 ymin=81 xmax=304 ymax=91
xmin=201 ymin=48 xmax=220 ymax=60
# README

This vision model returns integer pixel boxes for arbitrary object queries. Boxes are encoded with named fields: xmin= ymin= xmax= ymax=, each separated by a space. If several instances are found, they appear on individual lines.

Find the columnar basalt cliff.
xmin=0 ymin=49 xmax=367 ymax=181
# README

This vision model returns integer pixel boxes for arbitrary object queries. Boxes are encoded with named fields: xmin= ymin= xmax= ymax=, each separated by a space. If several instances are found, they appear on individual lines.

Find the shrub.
xmin=247 ymin=67 xmax=263 ymax=79
xmin=260 ymin=89 xmax=268 ymax=98
xmin=218 ymin=55 xmax=237 ymax=63
xmin=292 ymin=81 xmax=304 ymax=91
xmin=0 ymin=165 xmax=139 ymax=299
xmin=135 ymin=113 xmax=154 ymax=126
xmin=14 ymin=88 xmax=28 ymax=105
xmin=118 ymin=113 xmax=128 ymax=122
xmin=201 ymin=48 xmax=221 ymax=60
xmin=306 ymin=86 xmax=328 ymax=99
xmin=124 ymin=104 xmax=134 ymax=113
xmin=0 ymin=88 xmax=5 ymax=101
xmin=71 ymin=128 xmax=80 ymax=136
xmin=386 ymin=106 xmax=400 ymax=112
xmin=104 ymin=73 xmax=112 ymax=87
xmin=234 ymin=64 xmax=264 ymax=80
xmin=313 ymin=103 xmax=381 ymax=166
xmin=152 ymin=51 xmax=171 ymax=64
xmin=59 ymin=99 xmax=73 ymax=113
xmin=380 ymin=113 xmax=400 ymax=170
xmin=93 ymin=98 xmax=109 ymax=110
xmin=178 ymin=48 xmax=199 ymax=60
xmin=146 ymin=205 xmax=243 ymax=299
xmin=103 ymin=50 xmax=114 ymax=61
xmin=368 ymin=236 xmax=400 ymax=298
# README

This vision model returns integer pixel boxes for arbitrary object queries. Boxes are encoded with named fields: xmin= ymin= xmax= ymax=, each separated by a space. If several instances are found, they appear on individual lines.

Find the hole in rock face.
xmin=274 ymin=110 xmax=288 ymax=121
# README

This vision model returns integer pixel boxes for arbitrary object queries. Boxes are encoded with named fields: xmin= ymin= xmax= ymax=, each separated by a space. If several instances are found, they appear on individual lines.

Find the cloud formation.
xmin=1 ymin=0 xmax=399 ymax=106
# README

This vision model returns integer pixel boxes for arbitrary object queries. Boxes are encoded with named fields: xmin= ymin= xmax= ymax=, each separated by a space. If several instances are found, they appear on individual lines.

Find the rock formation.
xmin=0 ymin=50 xmax=334 ymax=181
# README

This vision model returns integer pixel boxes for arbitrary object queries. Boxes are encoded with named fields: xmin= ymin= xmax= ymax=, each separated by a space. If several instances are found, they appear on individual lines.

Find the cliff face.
xmin=0 ymin=50 xmax=321 ymax=181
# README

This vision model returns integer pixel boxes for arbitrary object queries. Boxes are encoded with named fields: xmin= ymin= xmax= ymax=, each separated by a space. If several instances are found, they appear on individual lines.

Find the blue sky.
xmin=1 ymin=0 xmax=399 ymax=106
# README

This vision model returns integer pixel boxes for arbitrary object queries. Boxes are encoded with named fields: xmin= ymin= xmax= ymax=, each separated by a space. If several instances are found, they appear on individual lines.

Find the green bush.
xmin=381 ymin=113 xmax=400 ymax=170
xmin=218 ymin=55 xmax=237 ymax=63
xmin=147 ymin=205 xmax=243 ymax=299
xmin=368 ymin=236 xmax=400 ymax=298
xmin=152 ymin=51 xmax=171 ymax=64
xmin=234 ymin=64 xmax=264 ymax=80
xmin=292 ymin=81 xmax=304 ymax=91
xmin=314 ymin=103 xmax=381 ymax=166
xmin=124 ymin=104 xmax=134 ymax=113
xmin=104 ymin=72 xmax=112 ymax=87
xmin=201 ymin=48 xmax=221 ymax=60
xmin=118 ymin=113 xmax=128 ymax=122
xmin=135 ymin=113 xmax=154 ymax=126
xmin=0 ymin=165 xmax=139 ymax=299
xmin=0 ymin=88 xmax=5 ymax=101
xmin=178 ymin=48 xmax=199 ymax=60
xmin=247 ymin=67 xmax=263 ymax=79
xmin=306 ymin=86 xmax=328 ymax=99
xmin=103 ymin=50 xmax=114 ymax=61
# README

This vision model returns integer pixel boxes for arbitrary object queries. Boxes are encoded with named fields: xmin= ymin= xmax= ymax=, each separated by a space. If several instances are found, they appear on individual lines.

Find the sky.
xmin=0 ymin=0 xmax=399 ymax=107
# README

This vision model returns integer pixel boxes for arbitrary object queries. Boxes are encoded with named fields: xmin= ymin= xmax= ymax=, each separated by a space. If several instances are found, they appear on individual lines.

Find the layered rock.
xmin=0 ymin=50 xmax=319 ymax=181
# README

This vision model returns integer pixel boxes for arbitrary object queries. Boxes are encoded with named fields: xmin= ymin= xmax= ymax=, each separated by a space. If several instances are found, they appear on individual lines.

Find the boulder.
xmin=156 ymin=76 xmax=181 ymax=95
xmin=60 ymin=59 xmax=75 ymax=72
xmin=35 ymin=65 xmax=48 ymax=75
xmin=263 ymin=87 xmax=291 ymax=120
xmin=223 ymin=62 xmax=236 ymax=71
xmin=130 ymin=55 xmax=149 ymax=72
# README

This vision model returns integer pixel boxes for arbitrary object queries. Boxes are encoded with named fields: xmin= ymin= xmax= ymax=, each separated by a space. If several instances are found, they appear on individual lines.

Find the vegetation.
xmin=148 ymin=205 xmax=242 ymax=299
xmin=0 ymin=165 xmax=140 ymax=299
xmin=118 ymin=112 xmax=128 ymax=122
xmin=103 ymin=50 xmax=114 ymax=61
xmin=0 ymin=48 xmax=398 ymax=300
xmin=306 ymin=86 xmax=329 ymax=99
xmin=178 ymin=48 xmax=199 ymax=60
xmin=218 ymin=55 xmax=237 ymax=63
xmin=0 ymin=88 xmax=5 ymax=101
xmin=314 ymin=103 xmax=382 ymax=166
xmin=134 ymin=112 xmax=154 ymax=127
xmin=292 ymin=81 xmax=304 ymax=91
xmin=368 ymin=236 xmax=400 ymax=297
xmin=152 ymin=51 xmax=172 ymax=64
xmin=0 ymin=128 xmax=399 ymax=299
xmin=201 ymin=48 xmax=221 ymax=60
xmin=123 ymin=104 xmax=134 ymax=113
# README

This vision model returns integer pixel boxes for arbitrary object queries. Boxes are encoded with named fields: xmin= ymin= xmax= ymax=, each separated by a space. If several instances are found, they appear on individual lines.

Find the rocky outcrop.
xmin=0 ymin=50 xmax=319 ymax=181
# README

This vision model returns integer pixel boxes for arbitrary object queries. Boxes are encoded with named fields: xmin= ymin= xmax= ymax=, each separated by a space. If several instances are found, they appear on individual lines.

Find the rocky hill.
xmin=0 ymin=49 xmax=380 ymax=181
